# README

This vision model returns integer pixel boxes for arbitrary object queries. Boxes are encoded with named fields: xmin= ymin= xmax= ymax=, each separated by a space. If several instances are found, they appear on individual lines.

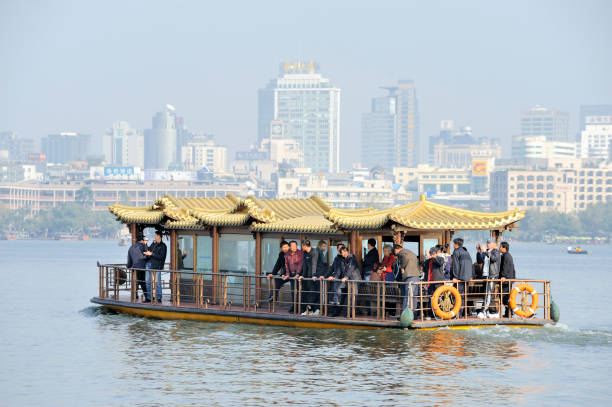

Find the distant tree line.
xmin=511 ymin=202 xmax=612 ymax=241
xmin=0 ymin=201 xmax=122 ymax=239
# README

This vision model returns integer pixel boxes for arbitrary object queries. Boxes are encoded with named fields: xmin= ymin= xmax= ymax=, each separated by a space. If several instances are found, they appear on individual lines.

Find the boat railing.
xmin=96 ymin=263 xmax=551 ymax=322
xmin=407 ymin=279 xmax=552 ymax=322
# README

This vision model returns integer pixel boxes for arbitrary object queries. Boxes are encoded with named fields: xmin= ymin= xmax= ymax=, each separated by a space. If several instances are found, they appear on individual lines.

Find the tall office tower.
xmin=428 ymin=121 xmax=453 ymax=165
xmin=41 ymin=132 xmax=91 ymax=163
xmin=520 ymin=105 xmax=570 ymax=142
xmin=361 ymin=95 xmax=396 ymax=171
xmin=580 ymin=115 xmax=612 ymax=160
xmin=144 ymin=105 xmax=178 ymax=169
xmin=360 ymin=80 xmax=420 ymax=169
xmin=102 ymin=121 xmax=144 ymax=168
xmin=258 ymin=61 xmax=340 ymax=173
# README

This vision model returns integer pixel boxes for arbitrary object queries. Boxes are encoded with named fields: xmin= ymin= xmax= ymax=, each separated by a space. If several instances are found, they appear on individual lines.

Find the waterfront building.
xmin=102 ymin=121 xmax=144 ymax=168
xmin=490 ymin=158 xmax=612 ymax=212
xmin=41 ymin=132 xmax=91 ymax=164
xmin=0 ymin=131 xmax=35 ymax=161
xmin=520 ymin=105 xmax=570 ymax=142
xmin=580 ymin=116 xmax=612 ymax=160
xmin=0 ymin=181 xmax=249 ymax=212
xmin=432 ymin=138 xmax=501 ymax=168
xmin=181 ymin=137 xmax=227 ymax=173
xmin=144 ymin=105 xmax=178 ymax=170
xmin=258 ymin=61 xmax=340 ymax=173
xmin=361 ymin=80 xmax=420 ymax=170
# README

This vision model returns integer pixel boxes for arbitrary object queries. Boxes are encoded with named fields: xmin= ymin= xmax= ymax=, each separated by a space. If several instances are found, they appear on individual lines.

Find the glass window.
xmin=330 ymin=239 xmax=349 ymax=261
xmin=219 ymin=234 xmax=256 ymax=304
xmin=196 ymin=235 xmax=213 ymax=276
xmin=177 ymin=234 xmax=194 ymax=271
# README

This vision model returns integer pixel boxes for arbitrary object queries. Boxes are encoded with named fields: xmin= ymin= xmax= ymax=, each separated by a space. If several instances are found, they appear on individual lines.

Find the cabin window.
xmin=220 ymin=234 xmax=256 ymax=274
xmin=196 ymin=235 xmax=213 ymax=276
xmin=330 ymin=239 xmax=349 ymax=260
xmin=177 ymin=234 xmax=194 ymax=271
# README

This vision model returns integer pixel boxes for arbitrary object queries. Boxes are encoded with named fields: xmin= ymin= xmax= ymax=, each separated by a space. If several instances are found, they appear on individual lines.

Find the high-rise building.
xmin=0 ymin=131 xmax=34 ymax=161
xmin=258 ymin=61 xmax=340 ymax=173
xmin=580 ymin=115 xmax=612 ymax=160
xmin=41 ymin=132 xmax=91 ymax=163
xmin=428 ymin=121 xmax=454 ymax=165
xmin=102 ymin=121 xmax=144 ymax=168
xmin=144 ymin=105 xmax=178 ymax=170
xmin=520 ymin=105 xmax=570 ymax=142
xmin=512 ymin=136 xmax=577 ymax=160
xmin=361 ymin=95 xmax=396 ymax=171
xmin=180 ymin=136 xmax=227 ymax=173
xmin=579 ymin=105 xmax=612 ymax=133
xmin=361 ymin=80 xmax=420 ymax=169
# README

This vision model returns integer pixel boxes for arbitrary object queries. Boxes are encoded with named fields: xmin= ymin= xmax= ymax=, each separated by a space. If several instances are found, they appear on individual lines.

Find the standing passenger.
xmin=144 ymin=230 xmax=167 ymax=303
xmin=126 ymin=234 xmax=148 ymax=302
xmin=451 ymin=238 xmax=473 ymax=317
xmin=309 ymin=240 xmax=329 ymax=316
xmin=479 ymin=240 xmax=501 ymax=318
xmin=499 ymin=241 xmax=516 ymax=318
xmin=284 ymin=240 xmax=304 ymax=314
xmin=362 ymin=238 xmax=379 ymax=281
xmin=299 ymin=240 xmax=315 ymax=315
xmin=328 ymin=247 xmax=360 ymax=310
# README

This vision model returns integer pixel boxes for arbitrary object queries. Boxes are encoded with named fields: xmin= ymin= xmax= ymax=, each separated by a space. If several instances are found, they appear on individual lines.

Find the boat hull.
xmin=91 ymin=297 xmax=548 ymax=330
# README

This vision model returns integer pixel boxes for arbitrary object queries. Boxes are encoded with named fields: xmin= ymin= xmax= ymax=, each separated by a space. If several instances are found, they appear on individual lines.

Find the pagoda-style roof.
xmin=109 ymin=194 xmax=524 ymax=233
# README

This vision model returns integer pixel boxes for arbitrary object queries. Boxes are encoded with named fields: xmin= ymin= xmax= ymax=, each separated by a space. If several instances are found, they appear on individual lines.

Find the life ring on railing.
xmin=431 ymin=285 xmax=462 ymax=319
xmin=509 ymin=283 xmax=539 ymax=318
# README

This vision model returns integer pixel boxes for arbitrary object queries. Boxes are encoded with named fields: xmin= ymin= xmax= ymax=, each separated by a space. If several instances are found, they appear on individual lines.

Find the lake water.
xmin=1 ymin=240 xmax=611 ymax=406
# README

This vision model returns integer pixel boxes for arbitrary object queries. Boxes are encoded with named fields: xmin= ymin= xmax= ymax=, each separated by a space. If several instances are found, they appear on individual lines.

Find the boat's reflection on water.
xmin=95 ymin=314 xmax=545 ymax=404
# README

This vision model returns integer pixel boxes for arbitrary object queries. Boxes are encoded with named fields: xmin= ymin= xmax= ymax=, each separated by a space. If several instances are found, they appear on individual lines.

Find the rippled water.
xmin=1 ymin=240 xmax=611 ymax=406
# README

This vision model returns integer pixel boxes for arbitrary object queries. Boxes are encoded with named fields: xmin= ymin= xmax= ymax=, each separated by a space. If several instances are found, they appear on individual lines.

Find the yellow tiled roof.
xmin=108 ymin=194 xmax=524 ymax=232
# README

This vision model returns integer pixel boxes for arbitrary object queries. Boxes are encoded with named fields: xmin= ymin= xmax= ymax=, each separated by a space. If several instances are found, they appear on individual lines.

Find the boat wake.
xmin=79 ymin=305 xmax=119 ymax=317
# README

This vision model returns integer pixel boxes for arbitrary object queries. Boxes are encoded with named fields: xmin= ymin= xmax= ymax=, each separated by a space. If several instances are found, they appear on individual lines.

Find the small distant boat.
xmin=567 ymin=246 xmax=588 ymax=254
xmin=118 ymin=234 xmax=131 ymax=246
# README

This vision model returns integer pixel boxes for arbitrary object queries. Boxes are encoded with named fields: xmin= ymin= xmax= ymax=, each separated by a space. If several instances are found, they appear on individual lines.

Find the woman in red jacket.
xmin=377 ymin=245 xmax=397 ymax=281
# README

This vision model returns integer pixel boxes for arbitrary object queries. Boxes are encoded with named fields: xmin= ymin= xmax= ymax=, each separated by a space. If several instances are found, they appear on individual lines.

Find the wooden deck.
xmin=90 ymin=296 xmax=548 ymax=330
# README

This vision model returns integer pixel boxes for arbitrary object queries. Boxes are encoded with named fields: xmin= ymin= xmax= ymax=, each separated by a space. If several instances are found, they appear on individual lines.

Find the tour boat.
xmin=91 ymin=194 xmax=559 ymax=330
xmin=567 ymin=246 xmax=588 ymax=254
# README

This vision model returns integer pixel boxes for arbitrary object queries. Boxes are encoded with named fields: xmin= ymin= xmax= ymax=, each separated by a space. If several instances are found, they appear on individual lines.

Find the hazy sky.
xmin=1 ymin=0 xmax=611 ymax=168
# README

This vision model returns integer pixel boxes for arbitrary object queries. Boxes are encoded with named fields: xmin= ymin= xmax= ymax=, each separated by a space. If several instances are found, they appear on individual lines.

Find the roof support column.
xmin=255 ymin=232 xmax=262 ymax=303
xmin=212 ymin=226 xmax=219 ymax=304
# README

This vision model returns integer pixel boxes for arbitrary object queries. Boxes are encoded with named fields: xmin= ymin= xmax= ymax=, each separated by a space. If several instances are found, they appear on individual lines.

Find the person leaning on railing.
xmin=265 ymin=240 xmax=289 ymax=303
xmin=283 ymin=241 xmax=304 ymax=314
xmin=327 ymin=246 xmax=360 ymax=314
xmin=499 ymin=241 xmax=516 ymax=318
xmin=392 ymin=244 xmax=420 ymax=314
xmin=304 ymin=240 xmax=329 ymax=316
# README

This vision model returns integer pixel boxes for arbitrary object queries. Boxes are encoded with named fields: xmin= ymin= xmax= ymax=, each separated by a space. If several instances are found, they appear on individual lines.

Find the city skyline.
xmin=1 ymin=1 xmax=611 ymax=169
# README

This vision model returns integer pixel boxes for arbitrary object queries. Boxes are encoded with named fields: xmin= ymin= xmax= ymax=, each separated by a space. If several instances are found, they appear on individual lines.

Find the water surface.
xmin=0 ymin=240 xmax=611 ymax=406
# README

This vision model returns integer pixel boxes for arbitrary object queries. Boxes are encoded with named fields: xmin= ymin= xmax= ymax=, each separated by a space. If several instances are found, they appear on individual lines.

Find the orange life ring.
xmin=431 ymin=284 xmax=462 ymax=319
xmin=509 ymin=283 xmax=539 ymax=318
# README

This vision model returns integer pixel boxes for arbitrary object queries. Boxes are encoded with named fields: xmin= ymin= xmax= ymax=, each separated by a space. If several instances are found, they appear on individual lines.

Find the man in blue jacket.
xmin=145 ymin=230 xmax=167 ymax=303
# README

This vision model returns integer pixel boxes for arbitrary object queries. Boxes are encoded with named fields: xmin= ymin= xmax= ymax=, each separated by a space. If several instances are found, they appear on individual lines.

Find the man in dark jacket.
xmin=145 ymin=230 xmax=167 ymax=303
xmin=451 ymin=237 xmax=473 ymax=317
xmin=328 ymin=246 xmax=360 ymax=308
xmin=500 ymin=241 xmax=516 ymax=318
xmin=479 ymin=240 xmax=501 ymax=318
xmin=299 ymin=240 xmax=315 ymax=315
xmin=393 ymin=244 xmax=420 ymax=312
xmin=307 ymin=240 xmax=329 ymax=315
xmin=362 ymin=238 xmax=379 ymax=280
xmin=266 ymin=241 xmax=289 ymax=303
xmin=127 ymin=234 xmax=148 ymax=302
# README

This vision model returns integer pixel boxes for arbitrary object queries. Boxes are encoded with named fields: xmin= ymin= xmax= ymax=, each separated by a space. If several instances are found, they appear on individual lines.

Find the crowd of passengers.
xmin=264 ymin=237 xmax=516 ymax=319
